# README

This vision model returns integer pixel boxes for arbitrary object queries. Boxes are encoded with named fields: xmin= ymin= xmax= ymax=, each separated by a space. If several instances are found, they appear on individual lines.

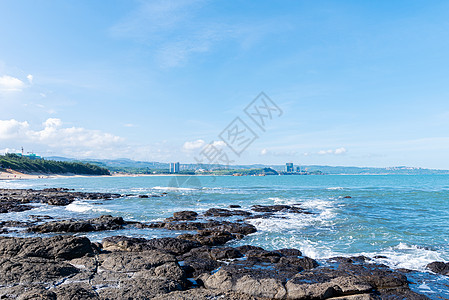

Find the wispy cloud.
xmin=110 ymin=0 xmax=285 ymax=67
xmin=305 ymin=147 xmax=348 ymax=156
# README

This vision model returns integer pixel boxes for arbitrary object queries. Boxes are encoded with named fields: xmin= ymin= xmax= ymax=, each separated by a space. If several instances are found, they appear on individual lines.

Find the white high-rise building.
xmin=169 ymin=162 xmax=180 ymax=173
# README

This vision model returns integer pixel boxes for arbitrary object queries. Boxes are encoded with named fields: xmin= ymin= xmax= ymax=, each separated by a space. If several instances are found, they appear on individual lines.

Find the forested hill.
xmin=0 ymin=154 xmax=110 ymax=175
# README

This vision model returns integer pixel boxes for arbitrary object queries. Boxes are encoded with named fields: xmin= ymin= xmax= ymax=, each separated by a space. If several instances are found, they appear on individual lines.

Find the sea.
xmin=1 ymin=174 xmax=448 ymax=298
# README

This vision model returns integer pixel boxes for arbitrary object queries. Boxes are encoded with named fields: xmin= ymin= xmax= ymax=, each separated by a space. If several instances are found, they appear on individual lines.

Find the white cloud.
xmin=183 ymin=139 xmax=205 ymax=151
xmin=0 ymin=118 xmax=124 ymax=154
xmin=317 ymin=147 xmax=347 ymax=155
xmin=334 ymin=147 xmax=347 ymax=155
xmin=0 ymin=75 xmax=25 ymax=92
xmin=182 ymin=139 xmax=226 ymax=152
xmin=260 ymin=148 xmax=268 ymax=155
xmin=0 ymin=119 xmax=29 ymax=139
xmin=27 ymin=74 xmax=33 ymax=84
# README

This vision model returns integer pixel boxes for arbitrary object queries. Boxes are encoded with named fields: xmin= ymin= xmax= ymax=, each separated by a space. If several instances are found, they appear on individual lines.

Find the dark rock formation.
xmin=0 ymin=188 xmax=121 ymax=213
xmin=0 ymin=234 xmax=431 ymax=300
xmin=102 ymin=236 xmax=201 ymax=255
xmin=426 ymin=261 xmax=449 ymax=275
xmin=251 ymin=204 xmax=308 ymax=214
xmin=165 ymin=211 xmax=199 ymax=221
xmin=0 ymin=235 xmax=94 ymax=259
xmin=204 ymin=208 xmax=251 ymax=217
xmin=29 ymin=215 xmax=126 ymax=233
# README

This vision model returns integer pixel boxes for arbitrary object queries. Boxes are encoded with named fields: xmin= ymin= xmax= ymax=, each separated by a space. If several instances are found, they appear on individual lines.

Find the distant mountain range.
xmin=45 ymin=157 xmax=449 ymax=175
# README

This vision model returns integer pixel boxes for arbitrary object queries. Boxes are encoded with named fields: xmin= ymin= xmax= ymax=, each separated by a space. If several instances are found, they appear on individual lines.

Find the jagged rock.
xmin=53 ymin=284 xmax=99 ymax=300
xmin=202 ymin=268 xmax=287 ymax=299
xmin=251 ymin=204 xmax=307 ymax=214
xmin=210 ymin=247 xmax=243 ymax=260
xmin=178 ymin=230 xmax=236 ymax=246
xmin=0 ymin=188 xmax=121 ymax=213
xmin=0 ymin=257 xmax=79 ymax=285
xmin=286 ymin=273 xmax=373 ymax=299
xmin=17 ymin=287 xmax=57 ymax=300
xmin=0 ymin=235 xmax=94 ymax=260
xmin=28 ymin=215 xmax=126 ymax=233
xmin=204 ymin=208 xmax=251 ymax=217
xmin=165 ymin=211 xmax=199 ymax=221
xmin=99 ymin=250 xmax=176 ymax=272
xmin=146 ymin=237 xmax=201 ymax=255
xmin=426 ymin=261 xmax=449 ymax=275
xmin=277 ymin=256 xmax=319 ymax=270
xmin=246 ymin=249 xmax=283 ymax=263
xmin=235 ymin=245 xmax=265 ymax=254
xmin=0 ymin=201 xmax=33 ymax=213
xmin=151 ymin=288 xmax=262 ymax=300
xmin=274 ymin=248 xmax=303 ymax=257
xmin=102 ymin=236 xmax=201 ymax=255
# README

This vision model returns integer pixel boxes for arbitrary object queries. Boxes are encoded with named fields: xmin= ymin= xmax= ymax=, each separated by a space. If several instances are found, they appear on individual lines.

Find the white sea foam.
xmin=66 ymin=201 xmax=112 ymax=213
xmin=247 ymin=198 xmax=337 ymax=234
xmin=367 ymin=243 xmax=448 ymax=271
xmin=152 ymin=186 xmax=198 ymax=191
xmin=327 ymin=187 xmax=344 ymax=190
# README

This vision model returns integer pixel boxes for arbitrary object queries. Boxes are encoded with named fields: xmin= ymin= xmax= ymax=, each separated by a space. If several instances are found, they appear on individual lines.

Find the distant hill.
xmin=1 ymin=154 xmax=110 ymax=175
xmin=44 ymin=157 xmax=449 ymax=175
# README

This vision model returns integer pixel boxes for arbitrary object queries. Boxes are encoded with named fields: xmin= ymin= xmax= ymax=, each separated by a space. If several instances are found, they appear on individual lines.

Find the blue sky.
xmin=1 ymin=0 xmax=449 ymax=168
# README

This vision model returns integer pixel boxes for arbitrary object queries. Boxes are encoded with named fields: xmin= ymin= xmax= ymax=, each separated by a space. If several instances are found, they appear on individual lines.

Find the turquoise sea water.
xmin=1 ymin=175 xmax=448 ymax=297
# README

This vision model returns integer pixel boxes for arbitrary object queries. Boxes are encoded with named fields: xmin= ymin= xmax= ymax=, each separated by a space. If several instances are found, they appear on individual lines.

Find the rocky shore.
xmin=0 ymin=189 xmax=445 ymax=299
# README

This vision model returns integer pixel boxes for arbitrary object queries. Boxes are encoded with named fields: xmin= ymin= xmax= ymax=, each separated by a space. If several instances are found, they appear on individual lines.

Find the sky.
xmin=1 ymin=0 xmax=449 ymax=169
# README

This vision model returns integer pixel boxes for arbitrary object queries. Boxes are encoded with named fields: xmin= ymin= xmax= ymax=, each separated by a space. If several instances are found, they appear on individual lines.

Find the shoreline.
xmin=0 ymin=188 xmax=446 ymax=298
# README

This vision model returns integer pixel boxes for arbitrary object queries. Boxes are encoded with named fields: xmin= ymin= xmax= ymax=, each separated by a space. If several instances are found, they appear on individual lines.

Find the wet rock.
xmin=139 ymin=194 xmax=149 ymax=198
xmin=102 ymin=236 xmax=201 ymax=255
xmin=204 ymin=208 xmax=251 ymax=217
xmin=28 ymin=214 xmax=53 ymax=221
xmin=426 ymin=261 xmax=449 ymax=275
xmin=53 ymin=284 xmax=100 ymax=300
xmin=251 ymin=204 xmax=307 ymax=214
xmin=330 ymin=256 xmax=355 ymax=263
xmin=0 ymin=201 xmax=33 ymax=213
xmin=235 ymin=245 xmax=265 ymax=254
xmin=178 ymin=230 xmax=236 ymax=246
xmin=0 ymin=235 xmax=94 ymax=260
xmin=17 ymin=287 xmax=57 ymax=300
xmin=246 ymin=249 xmax=282 ymax=263
xmin=29 ymin=215 xmax=126 ymax=233
xmin=146 ymin=237 xmax=202 ymax=255
xmin=286 ymin=272 xmax=373 ymax=299
xmin=166 ymin=211 xmax=198 ymax=221
xmin=99 ymin=250 xmax=178 ymax=273
xmin=278 ymin=256 xmax=319 ymax=270
xmin=229 ymin=205 xmax=242 ymax=208
xmin=102 ymin=235 xmax=153 ymax=252
xmin=274 ymin=248 xmax=302 ymax=257
xmin=377 ymin=288 xmax=430 ymax=299
xmin=151 ymin=288 xmax=262 ymax=300
xmin=179 ymin=246 xmax=222 ymax=278
xmin=0 ymin=257 xmax=79 ymax=285
xmin=202 ymin=263 xmax=288 ymax=299
xmin=210 ymin=247 xmax=243 ymax=260
xmin=0 ymin=188 xmax=121 ymax=212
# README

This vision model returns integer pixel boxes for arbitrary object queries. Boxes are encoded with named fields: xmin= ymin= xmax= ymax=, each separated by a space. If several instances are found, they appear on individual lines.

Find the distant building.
xmin=285 ymin=163 xmax=294 ymax=173
xmin=169 ymin=162 xmax=180 ymax=173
